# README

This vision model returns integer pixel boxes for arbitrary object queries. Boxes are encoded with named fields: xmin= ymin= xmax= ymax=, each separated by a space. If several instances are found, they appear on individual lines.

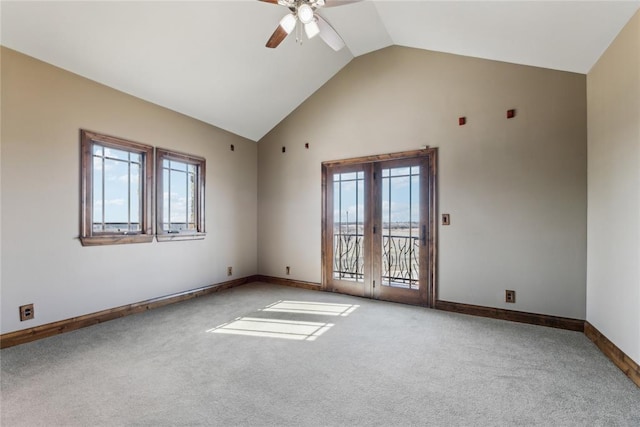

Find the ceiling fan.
xmin=260 ymin=0 xmax=360 ymax=51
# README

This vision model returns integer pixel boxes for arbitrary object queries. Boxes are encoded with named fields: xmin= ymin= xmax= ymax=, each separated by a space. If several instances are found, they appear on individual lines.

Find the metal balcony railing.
xmin=333 ymin=233 xmax=365 ymax=282
xmin=333 ymin=233 xmax=419 ymax=289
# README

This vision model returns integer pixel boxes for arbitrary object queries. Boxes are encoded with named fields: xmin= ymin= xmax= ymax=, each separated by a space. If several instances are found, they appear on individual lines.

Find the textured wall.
xmin=258 ymin=46 xmax=587 ymax=319
xmin=587 ymin=10 xmax=640 ymax=364
xmin=1 ymin=47 xmax=258 ymax=334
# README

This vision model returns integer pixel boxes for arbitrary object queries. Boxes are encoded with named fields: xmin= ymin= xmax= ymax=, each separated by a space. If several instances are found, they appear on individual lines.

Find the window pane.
xmin=390 ymin=167 xmax=411 ymax=177
xmin=170 ymin=169 xmax=187 ymax=230
xmin=187 ymin=170 xmax=196 ymax=229
xmin=163 ymin=168 xmax=170 ymax=231
xmin=339 ymin=172 xmax=356 ymax=181
xmin=93 ymin=145 xmax=103 ymax=156
xmin=103 ymin=159 xmax=129 ymax=231
xmin=93 ymin=159 xmax=103 ymax=231
xmin=170 ymin=161 xmax=187 ymax=172
xmin=129 ymin=163 xmax=140 ymax=230
xmin=103 ymin=147 xmax=130 ymax=161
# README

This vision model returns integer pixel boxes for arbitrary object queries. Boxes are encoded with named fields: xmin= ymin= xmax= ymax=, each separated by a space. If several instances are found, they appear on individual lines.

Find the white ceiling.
xmin=2 ymin=1 xmax=639 ymax=141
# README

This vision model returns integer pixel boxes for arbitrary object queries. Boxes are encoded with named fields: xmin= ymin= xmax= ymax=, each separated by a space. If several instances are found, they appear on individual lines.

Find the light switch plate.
xmin=442 ymin=214 xmax=450 ymax=225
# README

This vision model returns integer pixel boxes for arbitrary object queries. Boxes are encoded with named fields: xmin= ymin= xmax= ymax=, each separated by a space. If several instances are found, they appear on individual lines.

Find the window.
xmin=80 ymin=130 xmax=153 ymax=246
xmin=156 ymin=148 xmax=206 ymax=241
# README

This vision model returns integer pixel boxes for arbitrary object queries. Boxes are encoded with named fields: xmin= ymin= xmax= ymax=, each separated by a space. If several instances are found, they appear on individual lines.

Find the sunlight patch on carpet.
xmin=260 ymin=300 xmax=360 ymax=317
xmin=207 ymin=317 xmax=334 ymax=341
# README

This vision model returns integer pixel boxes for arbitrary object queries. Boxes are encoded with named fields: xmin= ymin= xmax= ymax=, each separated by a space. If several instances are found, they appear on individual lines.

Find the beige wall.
xmin=587 ymin=10 xmax=640 ymax=364
xmin=0 ymin=47 xmax=258 ymax=334
xmin=1 ymin=42 xmax=595 ymax=333
xmin=258 ymin=46 xmax=587 ymax=319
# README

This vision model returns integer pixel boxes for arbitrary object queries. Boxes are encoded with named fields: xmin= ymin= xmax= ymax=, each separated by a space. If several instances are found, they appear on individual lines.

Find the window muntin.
xmin=156 ymin=148 xmax=205 ymax=241
xmin=80 ymin=130 xmax=153 ymax=246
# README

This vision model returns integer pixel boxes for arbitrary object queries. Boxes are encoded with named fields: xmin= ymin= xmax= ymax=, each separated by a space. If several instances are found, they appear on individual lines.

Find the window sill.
xmin=80 ymin=235 xmax=154 ymax=246
xmin=156 ymin=233 xmax=206 ymax=242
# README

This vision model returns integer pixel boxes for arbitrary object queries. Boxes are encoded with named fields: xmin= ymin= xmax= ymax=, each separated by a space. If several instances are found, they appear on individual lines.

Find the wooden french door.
xmin=322 ymin=149 xmax=437 ymax=307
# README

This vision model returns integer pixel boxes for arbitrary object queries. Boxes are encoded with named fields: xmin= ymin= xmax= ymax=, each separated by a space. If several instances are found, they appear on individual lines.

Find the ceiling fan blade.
xmin=266 ymin=25 xmax=289 ymax=48
xmin=322 ymin=0 xmax=362 ymax=7
xmin=258 ymin=0 xmax=293 ymax=6
xmin=266 ymin=14 xmax=296 ymax=48
xmin=316 ymin=15 xmax=345 ymax=51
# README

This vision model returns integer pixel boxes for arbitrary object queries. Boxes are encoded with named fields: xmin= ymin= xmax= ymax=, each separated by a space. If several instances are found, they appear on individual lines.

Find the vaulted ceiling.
xmin=2 ymin=1 xmax=639 ymax=141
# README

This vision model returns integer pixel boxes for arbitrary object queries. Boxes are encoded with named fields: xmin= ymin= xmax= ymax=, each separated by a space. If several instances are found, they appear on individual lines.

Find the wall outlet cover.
xmin=19 ymin=304 xmax=34 ymax=321
xmin=505 ymin=290 xmax=516 ymax=303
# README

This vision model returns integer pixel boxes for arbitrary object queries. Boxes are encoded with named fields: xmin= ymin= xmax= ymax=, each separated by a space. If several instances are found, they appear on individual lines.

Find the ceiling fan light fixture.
xmin=297 ymin=4 xmax=314 ymax=24
xmin=279 ymin=13 xmax=297 ymax=34
xmin=264 ymin=0 xmax=356 ymax=50
xmin=305 ymin=20 xmax=320 ymax=39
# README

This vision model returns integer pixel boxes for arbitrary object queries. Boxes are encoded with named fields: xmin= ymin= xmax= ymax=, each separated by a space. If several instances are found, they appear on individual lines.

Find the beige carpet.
xmin=2 ymin=282 xmax=639 ymax=426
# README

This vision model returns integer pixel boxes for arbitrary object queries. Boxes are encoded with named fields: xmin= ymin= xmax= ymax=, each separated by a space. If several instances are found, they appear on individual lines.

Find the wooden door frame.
xmin=321 ymin=148 xmax=438 ymax=307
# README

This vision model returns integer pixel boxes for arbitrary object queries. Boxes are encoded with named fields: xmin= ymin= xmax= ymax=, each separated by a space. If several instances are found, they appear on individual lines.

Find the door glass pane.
xmin=333 ymin=171 xmax=364 ymax=282
xmin=381 ymin=166 xmax=420 ymax=289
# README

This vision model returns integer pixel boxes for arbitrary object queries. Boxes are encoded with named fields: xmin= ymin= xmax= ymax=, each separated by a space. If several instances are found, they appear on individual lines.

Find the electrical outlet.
xmin=227 ymin=266 xmax=232 ymax=276
xmin=286 ymin=266 xmax=290 ymax=275
xmin=20 ymin=304 xmax=34 ymax=321
xmin=505 ymin=290 xmax=516 ymax=303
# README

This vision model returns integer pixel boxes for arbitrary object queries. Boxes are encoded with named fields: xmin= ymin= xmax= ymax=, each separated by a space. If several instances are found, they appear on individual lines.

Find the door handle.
xmin=421 ymin=225 xmax=427 ymax=246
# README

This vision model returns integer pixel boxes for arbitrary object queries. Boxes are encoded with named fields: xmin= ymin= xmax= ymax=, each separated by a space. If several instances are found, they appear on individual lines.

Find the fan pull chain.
xmin=296 ymin=21 xmax=303 ymax=45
